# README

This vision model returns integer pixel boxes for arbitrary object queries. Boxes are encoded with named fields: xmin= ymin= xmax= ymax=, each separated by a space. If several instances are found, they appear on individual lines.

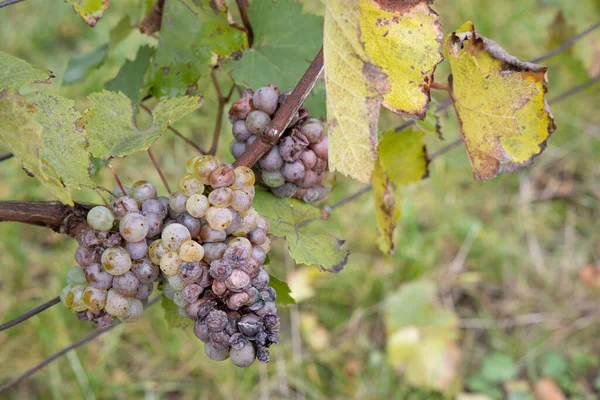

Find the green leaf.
xmin=253 ymin=189 xmax=349 ymax=272
xmin=0 ymin=90 xmax=72 ymax=204
xmin=64 ymin=44 xmax=109 ymax=85
xmin=268 ymin=274 xmax=296 ymax=305
xmin=539 ymin=351 xmax=568 ymax=379
xmin=480 ymin=353 xmax=518 ymax=383
xmin=109 ymin=16 xmax=133 ymax=49
xmin=105 ymin=45 xmax=154 ymax=107
xmin=64 ymin=0 xmax=110 ymax=27
xmin=373 ymin=128 xmax=428 ymax=254
xmin=150 ymin=0 xmax=245 ymax=99
xmin=231 ymin=0 xmax=323 ymax=91
xmin=385 ymin=279 xmax=460 ymax=394
xmin=26 ymin=92 xmax=95 ymax=189
xmin=0 ymin=51 xmax=54 ymax=91
xmin=82 ymin=91 xmax=203 ymax=159
xmin=161 ymin=294 xmax=190 ymax=330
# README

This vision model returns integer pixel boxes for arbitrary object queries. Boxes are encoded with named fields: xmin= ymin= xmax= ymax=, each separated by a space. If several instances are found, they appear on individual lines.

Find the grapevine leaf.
xmin=268 ymin=274 xmax=296 ymax=305
xmin=0 ymin=90 xmax=72 ymax=204
xmin=150 ymin=0 xmax=245 ymax=99
xmin=324 ymin=0 xmax=381 ymax=183
xmin=385 ymin=279 xmax=461 ymax=394
xmin=109 ymin=16 xmax=133 ymax=49
xmin=105 ymin=45 xmax=154 ymax=107
xmin=0 ymin=51 xmax=54 ymax=91
xmin=230 ymin=0 xmax=323 ymax=91
xmin=297 ymin=0 xmax=324 ymax=16
xmin=64 ymin=44 xmax=109 ymax=85
xmin=161 ymin=294 xmax=190 ymax=329
xmin=26 ymin=92 xmax=96 ymax=189
xmin=444 ymin=22 xmax=557 ymax=180
xmin=253 ymin=189 xmax=349 ymax=273
xmin=324 ymin=0 xmax=441 ymax=182
xmin=358 ymin=0 xmax=443 ymax=118
xmin=64 ymin=0 xmax=110 ymax=27
xmin=82 ymin=91 xmax=203 ymax=159
xmin=373 ymin=127 xmax=428 ymax=254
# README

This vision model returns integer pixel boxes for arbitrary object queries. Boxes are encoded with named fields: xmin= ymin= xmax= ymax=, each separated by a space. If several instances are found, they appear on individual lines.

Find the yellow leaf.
xmin=373 ymin=128 xmax=428 ymax=254
xmin=358 ymin=0 xmax=443 ymax=118
xmin=445 ymin=21 xmax=556 ymax=180
xmin=324 ymin=0 xmax=442 ymax=183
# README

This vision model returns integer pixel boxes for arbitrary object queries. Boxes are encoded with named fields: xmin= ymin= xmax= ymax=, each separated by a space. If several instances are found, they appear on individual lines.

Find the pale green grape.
xmin=105 ymin=289 xmax=131 ymax=317
xmin=148 ymin=239 xmax=167 ymax=264
xmin=186 ymin=194 xmax=210 ymax=218
xmin=87 ymin=206 xmax=115 ymax=232
xmin=101 ymin=247 xmax=132 ymax=276
xmin=118 ymin=298 xmax=144 ymax=322
xmin=179 ymin=173 xmax=205 ymax=196
xmin=169 ymin=191 xmax=189 ymax=213
xmin=231 ymin=166 xmax=255 ymax=190
xmin=60 ymin=284 xmax=87 ymax=312
xmin=66 ymin=266 xmax=87 ymax=285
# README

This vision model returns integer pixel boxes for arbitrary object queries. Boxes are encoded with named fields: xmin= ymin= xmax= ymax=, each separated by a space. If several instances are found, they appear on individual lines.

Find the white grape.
xmin=101 ymin=247 xmax=132 ymax=276
xmin=118 ymin=298 xmax=144 ymax=322
xmin=66 ymin=266 xmax=87 ymax=285
xmin=162 ymin=223 xmax=192 ymax=250
xmin=160 ymin=251 xmax=182 ymax=276
xmin=105 ymin=289 xmax=130 ymax=317
xmin=82 ymin=286 xmax=107 ymax=312
xmin=87 ymin=206 xmax=115 ymax=232
xmin=206 ymin=207 xmax=233 ymax=231
xmin=186 ymin=194 xmax=210 ymax=218
xmin=179 ymin=240 xmax=204 ymax=262
xmin=119 ymin=213 xmax=149 ymax=243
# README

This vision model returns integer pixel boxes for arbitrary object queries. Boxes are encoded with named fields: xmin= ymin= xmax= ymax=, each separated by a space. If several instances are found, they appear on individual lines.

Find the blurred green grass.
xmin=1 ymin=0 xmax=599 ymax=398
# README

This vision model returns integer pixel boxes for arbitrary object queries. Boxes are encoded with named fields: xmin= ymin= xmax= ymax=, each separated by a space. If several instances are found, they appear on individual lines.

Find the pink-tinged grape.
xmin=279 ymin=136 xmax=302 ymax=162
xmin=112 ymin=196 xmax=139 ymax=220
xmin=251 ymin=246 xmax=267 ymax=264
xmin=110 ymin=186 xmax=130 ymax=201
xmin=229 ymin=341 xmax=256 ymax=368
xmin=87 ymin=206 xmax=115 ymax=232
xmin=230 ymin=140 xmax=247 ymax=159
xmin=258 ymin=146 xmax=284 ymax=171
xmin=119 ymin=213 xmax=149 ymax=243
xmin=179 ymin=240 xmax=204 ymax=262
xmin=225 ymin=208 xmax=241 ymax=235
xmin=282 ymin=161 xmax=305 ymax=183
xmin=179 ymin=173 xmax=205 ymax=196
xmin=271 ymin=182 xmax=297 ymax=198
xmin=298 ymin=169 xmax=320 ymax=188
xmin=253 ymin=86 xmax=278 ymax=115
xmin=231 ymin=208 xmax=260 ymax=237
xmin=145 ymin=213 xmax=164 ymax=239
xmin=186 ymin=194 xmax=210 ymax=218
xmin=206 ymin=207 xmax=233 ymax=231
xmin=75 ymin=245 xmax=98 ymax=268
xmin=162 ymin=223 xmax=191 ymax=250
xmin=204 ymin=342 xmax=229 ymax=361
xmin=225 ymin=270 xmax=251 ymax=292
xmin=232 ymin=166 xmax=255 ymax=190
xmin=258 ymin=236 xmax=272 ymax=253
xmin=212 ymin=279 xmax=228 ymax=296
xmin=257 ymin=216 xmax=269 ymax=232
xmin=66 ymin=266 xmax=87 ymax=285
xmin=309 ymin=135 xmax=328 ymax=159
xmin=202 ymin=243 xmax=227 ymax=263
xmin=169 ymin=191 xmax=189 ymax=213
xmin=243 ymin=185 xmax=255 ymax=198
xmin=163 ymin=282 xmax=176 ymax=300
xmin=239 ymin=258 xmax=261 ymax=278
xmin=131 ymin=180 xmax=157 ymax=204
xmin=105 ymin=289 xmax=131 ymax=316
xmin=300 ymin=149 xmax=317 ymax=169
xmin=148 ymin=239 xmax=167 ymax=264
xmin=247 ymin=228 xmax=267 ymax=245
xmin=176 ymin=212 xmax=201 ymax=238
xmin=183 ymin=284 xmax=203 ymax=304
xmin=208 ymin=187 xmax=233 ymax=208
xmin=245 ymin=110 xmax=271 ymax=135
xmin=82 ymin=286 xmax=107 ymax=312
xmin=101 ymin=246 xmax=132 ymax=276
xmin=118 ymin=298 xmax=143 ymax=322
xmin=160 ymin=251 xmax=182 ymax=276
xmin=300 ymin=118 xmax=325 ymax=143
xmin=131 ymin=258 xmax=160 ymax=284
xmin=187 ymin=155 xmax=205 ymax=173
xmin=230 ymin=190 xmax=253 ymax=213
xmin=136 ymin=283 xmax=154 ymax=300
xmin=193 ymin=156 xmax=221 ymax=185
xmin=226 ymin=237 xmax=252 ymax=259
xmin=112 ymin=271 xmax=141 ymax=297
xmin=125 ymin=240 xmax=148 ymax=260
xmin=141 ymin=198 xmax=167 ymax=219
xmin=199 ymin=225 xmax=227 ymax=243
xmin=229 ymin=96 xmax=255 ymax=120
xmin=226 ymin=292 xmax=249 ymax=310
xmin=167 ymin=273 xmax=186 ymax=291
xmin=85 ymin=263 xmax=114 ymax=290
xmin=261 ymin=170 xmax=285 ymax=188
xmin=61 ymin=284 xmax=87 ymax=312
xmin=210 ymin=165 xmax=236 ymax=188
xmin=232 ymin=120 xmax=252 ymax=142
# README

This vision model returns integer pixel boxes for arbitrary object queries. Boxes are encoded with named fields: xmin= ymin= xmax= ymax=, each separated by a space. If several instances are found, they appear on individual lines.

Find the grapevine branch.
xmin=138 ymin=0 xmax=165 ymax=36
xmin=233 ymin=47 xmax=324 ymax=168
xmin=0 ymin=296 xmax=161 ymax=393
xmin=0 ymin=0 xmax=24 ymax=8
xmin=208 ymin=68 xmax=237 ymax=155
xmin=235 ymin=0 xmax=253 ymax=48
xmin=0 ymin=296 xmax=60 ymax=332
xmin=0 ymin=201 xmax=91 ymax=237
xmin=0 ymin=152 xmax=14 ymax=162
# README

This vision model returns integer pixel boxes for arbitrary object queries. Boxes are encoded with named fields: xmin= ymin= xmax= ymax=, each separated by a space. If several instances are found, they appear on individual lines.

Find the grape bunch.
xmin=157 ymin=156 xmax=280 ymax=367
xmin=229 ymin=85 xmax=333 ymax=204
xmin=62 ymin=180 xmax=166 ymax=326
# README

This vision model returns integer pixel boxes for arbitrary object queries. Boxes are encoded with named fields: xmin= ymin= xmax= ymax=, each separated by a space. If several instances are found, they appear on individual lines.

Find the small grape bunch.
xmin=229 ymin=85 xmax=333 ymax=204
xmin=158 ymin=155 xmax=280 ymax=367
xmin=61 ymin=181 xmax=167 ymax=326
